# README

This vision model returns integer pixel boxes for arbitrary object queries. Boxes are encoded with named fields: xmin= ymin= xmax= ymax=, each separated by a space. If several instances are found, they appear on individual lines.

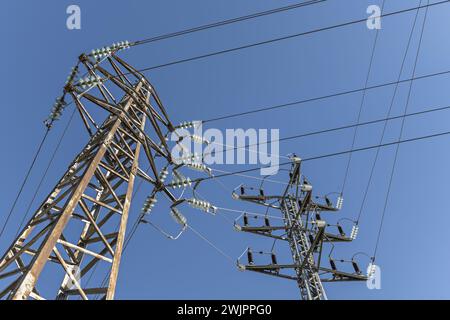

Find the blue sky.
xmin=1 ymin=0 xmax=450 ymax=299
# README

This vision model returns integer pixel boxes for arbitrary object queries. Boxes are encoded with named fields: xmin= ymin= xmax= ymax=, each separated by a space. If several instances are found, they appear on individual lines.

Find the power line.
xmin=356 ymin=0 xmax=423 ymax=225
xmin=73 ymin=67 xmax=450 ymax=142
xmin=210 ymin=167 xmax=288 ymax=186
xmin=189 ymin=128 xmax=450 ymax=183
xmin=69 ymin=63 xmax=450 ymax=181
xmin=217 ymin=206 xmax=284 ymax=221
xmin=187 ymin=225 xmax=235 ymax=263
xmin=303 ymin=129 xmax=444 ymax=162
xmin=70 ymin=2 xmax=449 ymax=131
xmin=14 ymin=108 xmax=77 ymax=238
xmin=202 ymin=103 xmax=450 ymax=161
xmin=373 ymin=0 xmax=430 ymax=261
xmin=341 ymin=0 xmax=386 ymax=195
xmin=69 ymin=1 xmax=448 ymax=130
xmin=0 ymin=128 xmax=50 ymax=240
xmin=132 ymin=0 xmax=326 ymax=46
xmin=128 ymin=1 xmax=448 ymax=75
xmin=201 ymin=135 xmax=291 ymax=161
xmin=75 ymin=56 xmax=450 ymax=134
xmin=201 ymin=68 xmax=450 ymax=123
xmin=60 ymin=2 xmax=324 ymax=125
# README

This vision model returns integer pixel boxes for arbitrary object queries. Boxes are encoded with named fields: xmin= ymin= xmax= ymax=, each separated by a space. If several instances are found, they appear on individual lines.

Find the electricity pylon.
xmin=234 ymin=156 xmax=368 ymax=300
xmin=0 ymin=43 xmax=185 ymax=300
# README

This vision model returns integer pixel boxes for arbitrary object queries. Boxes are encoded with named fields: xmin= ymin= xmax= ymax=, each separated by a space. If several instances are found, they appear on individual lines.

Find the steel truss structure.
xmin=234 ymin=156 xmax=368 ymax=300
xmin=0 ymin=48 xmax=185 ymax=300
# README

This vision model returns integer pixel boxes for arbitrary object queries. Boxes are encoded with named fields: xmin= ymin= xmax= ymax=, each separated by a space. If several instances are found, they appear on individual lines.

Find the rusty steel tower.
xmin=0 ymin=43 xmax=189 ymax=300
xmin=234 ymin=156 xmax=369 ymax=300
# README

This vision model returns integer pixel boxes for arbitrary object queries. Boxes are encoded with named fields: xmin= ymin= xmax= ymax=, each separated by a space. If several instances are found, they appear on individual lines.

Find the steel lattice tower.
xmin=234 ymin=156 xmax=368 ymax=300
xmin=0 ymin=45 xmax=185 ymax=300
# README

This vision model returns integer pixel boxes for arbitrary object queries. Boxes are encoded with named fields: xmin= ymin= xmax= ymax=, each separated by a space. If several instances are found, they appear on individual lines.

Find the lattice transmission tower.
xmin=234 ymin=156 xmax=370 ymax=300
xmin=0 ymin=43 xmax=200 ymax=300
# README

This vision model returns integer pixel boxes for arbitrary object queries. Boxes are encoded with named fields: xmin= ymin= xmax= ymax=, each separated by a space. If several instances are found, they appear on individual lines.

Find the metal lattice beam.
xmin=234 ymin=156 xmax=367 ymax=300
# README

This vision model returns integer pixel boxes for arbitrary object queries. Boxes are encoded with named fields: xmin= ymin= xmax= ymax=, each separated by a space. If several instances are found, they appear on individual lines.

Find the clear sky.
xmin=1 ymin=0 xmax=450 ymax=299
